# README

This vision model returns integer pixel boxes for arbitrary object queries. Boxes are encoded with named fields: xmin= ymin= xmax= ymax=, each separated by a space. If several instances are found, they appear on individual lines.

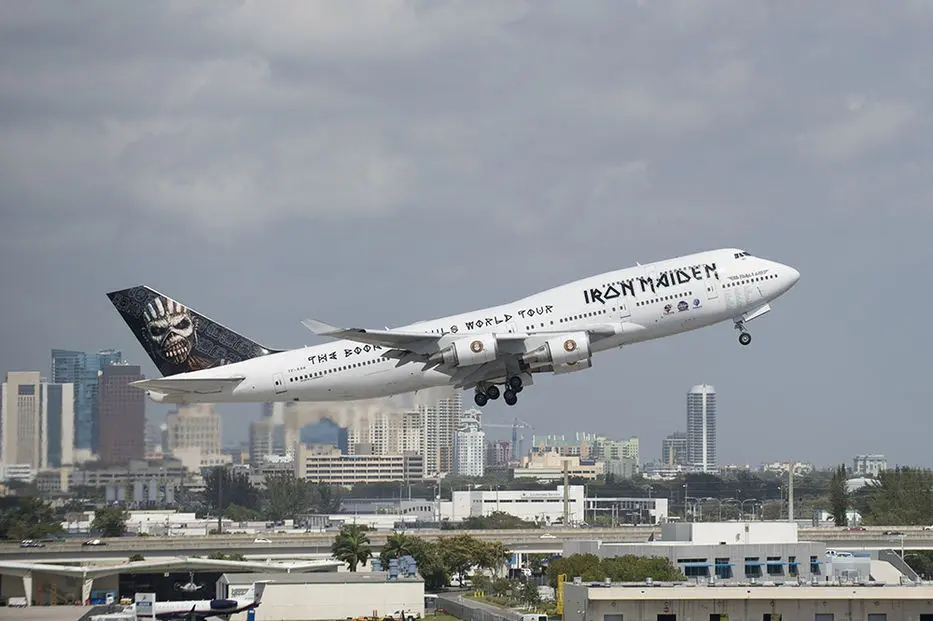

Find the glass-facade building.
xmin=51 ymin=348 xmax=121 ymax=452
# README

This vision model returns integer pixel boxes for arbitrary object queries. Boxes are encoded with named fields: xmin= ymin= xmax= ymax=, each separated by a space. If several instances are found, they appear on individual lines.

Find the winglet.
xmin=301 ymin=318 xmax=347 ymax=336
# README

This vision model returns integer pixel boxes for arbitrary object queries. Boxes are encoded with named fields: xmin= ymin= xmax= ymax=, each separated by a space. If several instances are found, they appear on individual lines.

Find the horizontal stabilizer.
xmin=131 ymin=377 xmax=245 ymax=395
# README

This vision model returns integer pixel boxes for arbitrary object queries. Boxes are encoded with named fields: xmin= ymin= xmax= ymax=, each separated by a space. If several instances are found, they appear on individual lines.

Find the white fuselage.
xmin=151 ymin=248 xmax=798 ymax=404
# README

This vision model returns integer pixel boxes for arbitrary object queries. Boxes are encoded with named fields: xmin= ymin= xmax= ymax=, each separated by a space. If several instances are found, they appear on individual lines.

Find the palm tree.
xmin=382 ymin=532 xmax=416 ymax=561
xmin=331 ymin=524 xmax=372 ymax=572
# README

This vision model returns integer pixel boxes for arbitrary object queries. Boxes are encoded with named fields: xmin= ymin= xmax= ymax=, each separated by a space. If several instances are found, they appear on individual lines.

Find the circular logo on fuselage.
xmin=470 ymin=340 xmax=484 ymax=353
xmin=563 ymin=339 xmax=577 ymax=352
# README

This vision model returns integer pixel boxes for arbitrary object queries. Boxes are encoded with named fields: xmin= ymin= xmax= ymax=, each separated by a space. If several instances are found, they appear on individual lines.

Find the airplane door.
xmin=272 ymin=373 xmax=287 ymax=394
xmin=617 ymin=301 xmax=631 ymax=319
xmin=706 ymin=273 xmax=720 ymax=300
xmin=505 ymin=322 xmax=518 ymax=334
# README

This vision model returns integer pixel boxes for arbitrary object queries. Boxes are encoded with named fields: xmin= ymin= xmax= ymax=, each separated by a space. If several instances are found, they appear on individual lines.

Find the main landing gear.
xmin=735 ymin=321 xmax=752 ymax=346
xmin=474 ymin=376 xmax=523 ymax=407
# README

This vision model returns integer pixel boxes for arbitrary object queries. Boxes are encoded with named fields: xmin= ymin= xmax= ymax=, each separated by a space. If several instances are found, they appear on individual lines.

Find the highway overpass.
xmin=3 ymin=526 xmax=933 ymax=563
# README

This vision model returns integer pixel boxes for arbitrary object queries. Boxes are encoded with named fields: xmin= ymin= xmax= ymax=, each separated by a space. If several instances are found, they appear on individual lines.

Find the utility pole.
xmin=788 ymin=464 xmax=795 ymax=522
xmin=562 ymin=460 xmax=570 ymax=526
xmin=216 ymin=469 xmax=223 ymax=535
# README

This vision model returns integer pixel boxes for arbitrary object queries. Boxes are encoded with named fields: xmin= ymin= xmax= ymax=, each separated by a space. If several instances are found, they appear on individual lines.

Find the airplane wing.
xmin=130 ymin=377 xmax=246 ymax=395
xmin=303 ymin=318 xmax=468 ymax=354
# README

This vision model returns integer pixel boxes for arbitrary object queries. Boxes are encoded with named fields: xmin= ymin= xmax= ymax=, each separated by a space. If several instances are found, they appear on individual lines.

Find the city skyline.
xmin=2 ymin=3 xmax=930 ymax=466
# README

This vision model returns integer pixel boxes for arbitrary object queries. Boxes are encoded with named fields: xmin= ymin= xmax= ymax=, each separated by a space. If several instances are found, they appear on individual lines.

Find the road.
xmin=3 ymin=526 xmax=932 ymax=562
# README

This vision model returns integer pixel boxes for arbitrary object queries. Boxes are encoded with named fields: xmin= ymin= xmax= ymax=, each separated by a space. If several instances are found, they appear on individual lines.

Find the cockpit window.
xmin=733 ymin=251 xmax=752 ymax=259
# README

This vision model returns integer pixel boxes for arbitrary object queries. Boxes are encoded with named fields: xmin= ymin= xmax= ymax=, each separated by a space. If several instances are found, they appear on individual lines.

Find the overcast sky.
xmin=2 ymin=1 xmax=931 ymax=469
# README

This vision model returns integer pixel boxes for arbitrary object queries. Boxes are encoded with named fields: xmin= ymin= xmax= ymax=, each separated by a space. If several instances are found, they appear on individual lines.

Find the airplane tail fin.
xmin=107 ymin=285 xmax=281 ymax=377
xmin=253 ymin=581 xmax=268 ymax=604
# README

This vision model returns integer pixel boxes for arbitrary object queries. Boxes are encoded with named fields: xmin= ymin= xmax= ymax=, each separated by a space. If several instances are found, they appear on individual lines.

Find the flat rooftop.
xmin=221 ymin=571 xmax=424 ymax=585
xmin=571 ymin=583 xmax=933 ymax=600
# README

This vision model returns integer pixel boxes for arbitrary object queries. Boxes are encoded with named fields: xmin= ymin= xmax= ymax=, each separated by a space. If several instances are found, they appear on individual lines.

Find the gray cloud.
xmin=1 ymin=1 xmax=931 ymax=466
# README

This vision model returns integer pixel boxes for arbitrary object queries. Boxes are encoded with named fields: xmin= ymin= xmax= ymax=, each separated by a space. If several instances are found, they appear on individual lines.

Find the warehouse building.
xmin=217 ymin=571 xmax=424 ymax=621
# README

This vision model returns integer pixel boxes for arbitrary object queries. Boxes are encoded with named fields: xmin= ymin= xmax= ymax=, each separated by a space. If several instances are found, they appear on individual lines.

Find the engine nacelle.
xmin=146 ymin=390 xmax=168 ymax=403
xmin=429 ymin=334 xmax=499 ymax=367
xmin=522 ymin=331 xmax=591 ymax=369
xmin=551 ymin=357 xmax=593 ymax=374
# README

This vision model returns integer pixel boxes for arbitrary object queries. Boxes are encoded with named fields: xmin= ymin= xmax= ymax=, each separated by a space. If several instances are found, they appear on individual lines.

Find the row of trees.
xmin=829 ymin=465 xmax=933 ymax=526
xmin=201 ymin=469 xmax=343 ymax=522
xmin=330 ymin=527 xmax=510 ymax=589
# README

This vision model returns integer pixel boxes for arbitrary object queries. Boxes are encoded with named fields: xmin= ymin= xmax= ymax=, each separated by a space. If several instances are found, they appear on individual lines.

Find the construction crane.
xmin=480 ymin=417 xmax=534 ymax=461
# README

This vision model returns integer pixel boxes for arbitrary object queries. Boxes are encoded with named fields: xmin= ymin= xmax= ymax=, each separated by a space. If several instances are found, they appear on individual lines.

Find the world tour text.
xmin=584 ymin=263 xmax=719 ymax=305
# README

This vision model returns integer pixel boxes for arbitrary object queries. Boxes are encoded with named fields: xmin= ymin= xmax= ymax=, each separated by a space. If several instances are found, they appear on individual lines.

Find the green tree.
xmin=262 ymin=471 xmax=310 ymax=521
xmin=332 ymin=524 xmax=372 ymax=571
xmin=308 ymin=483 xmax=344 ymax=513
xmin=858 ymin=467 xmax=933 ymax=525
xmin=476 ymin=540 xmax=510 ymax=578
xmin=438 ymin=534 xmax=482 ymax=585
xmin=830 ymin=464 xmax=850 ymax=526
xmin=546 ymin=554 xmax=684 ymax=587
xmin=225 ymin=503 xmax=259 ymax=522
xmin=128 ymin=553 xmax=145 ymax=562
xmin=203 ymin=467 xmax=259 ymax=516
xmin=0 ymin=496 xmax=62 ymax=540
xmin=382 ymin=531 xmax=418 ymax=560
xmin=92 ymin=506 xmax=129 ymax=537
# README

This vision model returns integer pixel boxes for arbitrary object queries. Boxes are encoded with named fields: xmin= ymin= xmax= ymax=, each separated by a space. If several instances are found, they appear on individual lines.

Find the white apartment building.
xmin=416 ymin=387 xmax=461 ymax=477
xmin=453 ymin=415 xmax=485 ymax=477
xmin=348 ymin=410 xmax=422 ymax=456
xmin=295 ymin=444 xmax=424 ymax=486
xmin=853 ymin=453 xmax=888 ymax=477
xmin=686 ymin=384 xmax=717 ymax=472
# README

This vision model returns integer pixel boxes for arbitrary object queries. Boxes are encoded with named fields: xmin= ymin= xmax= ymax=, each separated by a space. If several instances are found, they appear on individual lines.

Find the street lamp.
xmin=741 ymin=498 xmax=758 ymax=521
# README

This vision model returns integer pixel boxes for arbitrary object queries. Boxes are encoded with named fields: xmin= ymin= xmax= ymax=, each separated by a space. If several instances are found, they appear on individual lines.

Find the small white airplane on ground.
xmin=108 ymin=247 xmax=799 ymax=408
xmin=144 ymin=581 xmax=264 ymax=620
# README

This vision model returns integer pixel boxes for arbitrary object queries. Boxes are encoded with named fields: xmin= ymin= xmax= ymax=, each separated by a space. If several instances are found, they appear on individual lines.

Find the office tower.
xmin=165 ymin=404 xmax=222 ymax=455
xmin=662 ymin=431 xmax=688 ymax=466
xmin=686 ymin=384 xmax=717 ymax=472
xmin=1 ymin=371 xmax=74 ymax=470
xmin=416 ymin=387 xmax=462 ymax=477
xmin=97 ymin=364 xmax=145 ymax=464
xmin=454 ymin=415 xmax=485 ymax=477
xmin=51 ymin=348 xmax=121 ymax=452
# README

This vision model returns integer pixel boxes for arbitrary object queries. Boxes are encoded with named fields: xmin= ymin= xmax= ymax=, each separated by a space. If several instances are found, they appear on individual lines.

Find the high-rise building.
xmin=1 ymin=371 xmax=75 ymax=470
xmin=454 ymin=413 xmax=485 ymax=477
xmin=662 ymin=431 xmax=688 ymax=466
xmin=249 ymin=403 xmax=288 ymax=466
xmin=97 ymin=364 xmax=145 ymax=464
xmin=165 ymin=404 xmax=222 ymax=455
xmin=686 ymin=384 xmax=717 ymax=472
xmin=416 ymin=387 xmax=462 ymax=477
xmin=51 ymin=348 xmax=121 ymax=452
xmin=347 ymin=410 xmax=422 ymax=457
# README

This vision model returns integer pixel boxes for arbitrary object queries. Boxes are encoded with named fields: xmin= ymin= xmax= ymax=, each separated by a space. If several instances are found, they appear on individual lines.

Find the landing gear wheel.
xmin=474 ymin=391 xmax=489 ymax=407
xmin=485 ymin=385 xmax=500 ymax=400
xmin=508 ymin=376 xmax=523 ymax=390
xmin=513 ymin=385 xmax=523 ymax=393
xmin=738 ymin=332 xmax=752 ymax=346
xmin=503 ymin=389 xmax=518 ymax=406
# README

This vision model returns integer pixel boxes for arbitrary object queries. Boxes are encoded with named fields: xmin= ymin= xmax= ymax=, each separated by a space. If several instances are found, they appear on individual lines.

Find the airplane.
xmin=173 ymin=572 xmax=203 ymax=593
xmin=107 ymin=247 xmax=799 ymax=409
xmin=143 ymin=581 xmax=264 ymax=620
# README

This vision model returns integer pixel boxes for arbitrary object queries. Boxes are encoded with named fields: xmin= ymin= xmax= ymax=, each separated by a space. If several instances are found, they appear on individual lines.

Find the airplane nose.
xmin=788 ymin=266 xmax=800 ymax=285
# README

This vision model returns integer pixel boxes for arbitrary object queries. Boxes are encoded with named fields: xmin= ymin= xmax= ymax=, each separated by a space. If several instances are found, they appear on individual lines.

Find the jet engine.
xmin=428 ymin=334 xmax=499 ymax=367
xmin=522 ymin=332 xmax=591 ymax=370
xmin=551 ymin=357 xmax=593 ymax=374
xmin=146 ymin=390 xmax=168 ymax=403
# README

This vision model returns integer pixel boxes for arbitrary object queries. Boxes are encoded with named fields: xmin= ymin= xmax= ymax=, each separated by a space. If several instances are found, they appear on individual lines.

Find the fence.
xmin=436 ymin=592 xmax=524 ymax=621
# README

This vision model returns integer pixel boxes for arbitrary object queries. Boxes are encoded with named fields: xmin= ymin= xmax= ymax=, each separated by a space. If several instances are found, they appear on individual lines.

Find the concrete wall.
xmin=661 ymin=521 xmax=798 ymax=544
xmin=229 ymin=581 xmax=424 ymax=621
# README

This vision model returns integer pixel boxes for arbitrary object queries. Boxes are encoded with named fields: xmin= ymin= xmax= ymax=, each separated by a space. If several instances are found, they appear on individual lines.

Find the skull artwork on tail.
xmin=143 ymin=297 xmax=197 ymax=365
